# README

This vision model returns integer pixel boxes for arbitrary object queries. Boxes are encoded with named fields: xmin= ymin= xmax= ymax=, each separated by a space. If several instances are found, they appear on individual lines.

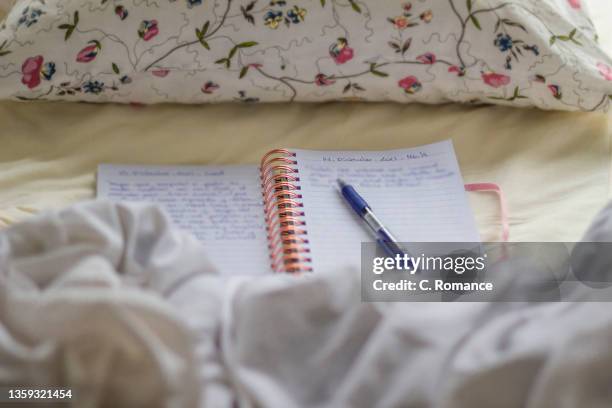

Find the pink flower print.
xmin=393 ymin=16 xmax=409 ymax=30
xmin=115 ymin=5 xmax=128 ymax=20
xmin=315 ymin=73 xmax=335 ymax=86
xmin=567 ymin=0 xmax=581 ymax=9
xmin=201 ymin=81 xmax=219 ymax=94
xmin=152 ymin=69 xmax=169 ymax=77
xmin=138 ymin=20 xmax=159 ymax=41
xmin=21 ymin=55 xmax=43 ymax=89
xmin=548 ymin=84 xmax=562 ymax=99
xmin=329 ymin=38 xmax=354 ymax=65
xmin=76 ymin=41 xmax=101 ymax=63
xmin=398 ymin=75 xmax=422 ymax=94
xmin=417 ymin=52 xmax=436 ymax=65
xmin=482 ymin=71 xmax=511 ymax=88
xmin=448 ymin=65 xmax=466 ymax=76
xmin=336 ymin=47 xmax=354 ymax=64
xmin=597 ymin=63 xmax=612 ymax=81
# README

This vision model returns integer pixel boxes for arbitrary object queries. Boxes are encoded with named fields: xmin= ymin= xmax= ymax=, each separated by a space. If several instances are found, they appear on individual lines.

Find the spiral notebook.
xmin=97 ymin=140 xmax=479 ymax=275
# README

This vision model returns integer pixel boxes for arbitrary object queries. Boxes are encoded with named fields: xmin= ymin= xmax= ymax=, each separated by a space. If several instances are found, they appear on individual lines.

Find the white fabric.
xmin=0 ymin=202 xmax=208 ymax=408
xmin=3 ymin=200 xmax=612 ymax=407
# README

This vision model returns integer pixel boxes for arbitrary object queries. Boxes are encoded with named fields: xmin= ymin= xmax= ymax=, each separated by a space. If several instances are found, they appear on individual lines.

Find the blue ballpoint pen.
xmin=337 ymin=179 xmax=409 ymax=259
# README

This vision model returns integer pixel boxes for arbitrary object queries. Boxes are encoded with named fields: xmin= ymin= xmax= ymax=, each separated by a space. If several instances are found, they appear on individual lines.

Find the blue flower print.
xmin=17 ymin=7 xmax=44 ymax=28
xmin=264 ymin=10 xmax=283 ymax=29
xmin=41 ymin=62 xmax=55 ymax=80
xmin=494 ymin=33 xmax=513 ymax=52
xmin=287 ymin=7 xmax=306 ymax=24
xmin=83 ymin=80 xmax=104 ymax=94
xmin=187 ymin=0 xmax=202 ymax=8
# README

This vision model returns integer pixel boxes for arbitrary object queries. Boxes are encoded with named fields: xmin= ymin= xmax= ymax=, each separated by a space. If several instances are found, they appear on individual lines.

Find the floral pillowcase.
xmin=0 ymin=0 xmax=611 ymax=111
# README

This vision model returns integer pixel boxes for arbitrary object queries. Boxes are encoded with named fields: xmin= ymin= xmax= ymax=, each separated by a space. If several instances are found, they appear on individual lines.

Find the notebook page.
xmin=97 ymin=164 xmax=270 ymax=275
xmin=293 ymin=140 xmax=480 ymax=273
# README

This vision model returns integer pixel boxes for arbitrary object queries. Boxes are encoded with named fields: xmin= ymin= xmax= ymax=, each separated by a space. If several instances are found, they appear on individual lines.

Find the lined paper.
xmin=97 ymin=164 xmax=270 ymax=275
xmin=96 ymin=141 xmax=478 ymax=275
xmin=294 ymin=140 xmax=480 ymax=272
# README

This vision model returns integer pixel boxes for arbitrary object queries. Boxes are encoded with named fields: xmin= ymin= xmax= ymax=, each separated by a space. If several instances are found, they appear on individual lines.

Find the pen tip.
xmin=337 ymin=178 xmax=347 ymax=188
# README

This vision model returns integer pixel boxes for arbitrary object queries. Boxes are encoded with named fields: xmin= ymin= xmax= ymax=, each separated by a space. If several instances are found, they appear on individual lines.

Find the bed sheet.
xmin=0 ymin=0 xmax=611 ymax=242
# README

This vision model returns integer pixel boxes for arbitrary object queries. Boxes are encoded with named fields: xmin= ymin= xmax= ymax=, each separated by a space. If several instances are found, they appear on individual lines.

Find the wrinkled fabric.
xmin=0 ymin=201 xmax=211 ymax=408
xmin=2 ymin=200 xmax=612 ymax=407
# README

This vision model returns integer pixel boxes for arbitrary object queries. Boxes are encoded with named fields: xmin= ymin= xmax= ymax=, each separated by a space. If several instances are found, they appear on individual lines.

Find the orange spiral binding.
xmin=260 ymin=149 xmax=313 ymax=273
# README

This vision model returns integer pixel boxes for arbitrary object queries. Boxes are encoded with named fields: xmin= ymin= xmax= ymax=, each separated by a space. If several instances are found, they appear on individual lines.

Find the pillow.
xmin=0 ymin=0 xmax=611 ymax=111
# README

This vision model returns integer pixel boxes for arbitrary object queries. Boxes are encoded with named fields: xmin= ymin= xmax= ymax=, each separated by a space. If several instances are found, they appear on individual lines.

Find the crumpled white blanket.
xmin=1 ymin=200 xmax=612 ymax=408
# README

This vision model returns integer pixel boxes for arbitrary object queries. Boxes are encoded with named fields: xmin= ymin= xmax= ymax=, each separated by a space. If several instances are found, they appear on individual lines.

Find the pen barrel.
xmin=341 ymin=184 xmax=370 ymax=215
xmin=338 ymin=182 xmax=408 ymax=259
xmin=363 ymin=210 xmax=388 ymax=235
xmin=364 ymin=210 xmax=405 ymax=257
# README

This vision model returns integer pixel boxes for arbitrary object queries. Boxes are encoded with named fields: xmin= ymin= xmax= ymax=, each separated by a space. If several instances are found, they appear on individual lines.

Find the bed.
xmin=2 ymin=2 xmax=612 ymax=407
xmin=0 ymin=0 xmax=611 ymax=243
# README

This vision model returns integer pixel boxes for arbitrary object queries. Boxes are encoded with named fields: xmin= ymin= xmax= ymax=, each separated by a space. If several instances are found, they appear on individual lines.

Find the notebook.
xmin=96 ymin=140 xmax=480 ymax=275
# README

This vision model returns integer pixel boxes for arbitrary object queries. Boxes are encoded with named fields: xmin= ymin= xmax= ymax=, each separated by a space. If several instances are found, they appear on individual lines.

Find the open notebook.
xmin=97 ymin=140 xmax=479 ymax=275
